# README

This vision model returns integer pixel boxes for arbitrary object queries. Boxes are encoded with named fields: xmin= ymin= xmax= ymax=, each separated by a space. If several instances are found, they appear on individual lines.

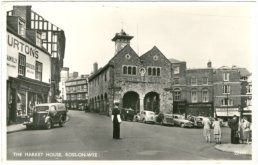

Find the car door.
xmin=49 ymin=105 xmax=59 ymax=123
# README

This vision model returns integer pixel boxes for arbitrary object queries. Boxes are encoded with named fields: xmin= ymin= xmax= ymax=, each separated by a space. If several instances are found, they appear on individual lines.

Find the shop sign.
xmin=216 ymin=107 xmax=240 ymax=117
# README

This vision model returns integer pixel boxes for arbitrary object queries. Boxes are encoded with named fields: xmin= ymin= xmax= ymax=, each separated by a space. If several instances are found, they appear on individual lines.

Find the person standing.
xmin=239 ymin=118 xmax=245 ymax=144
xmin=202 ymin=117 xmax=211 ymax=143
xmin=111 ymin=101 xmax=122 ymax=139
xmin=228 ymin=115 xmax=239 ymax=144
xmin=243 ymin=117 xmax=251 ymax=144
xmin=212 ymin=118 xmax=222 ymax=144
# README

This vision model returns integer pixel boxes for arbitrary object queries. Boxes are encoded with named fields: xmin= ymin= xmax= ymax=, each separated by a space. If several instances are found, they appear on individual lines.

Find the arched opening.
xmin=144 ymin=92 xmax=160 ymax=114
xmin=122 ymin=91 xmax=140 ymax=114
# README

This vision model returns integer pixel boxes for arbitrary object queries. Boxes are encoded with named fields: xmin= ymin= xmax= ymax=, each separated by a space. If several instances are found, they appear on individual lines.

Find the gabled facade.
xmin=88 ymin=30 xmax=173 ymax=115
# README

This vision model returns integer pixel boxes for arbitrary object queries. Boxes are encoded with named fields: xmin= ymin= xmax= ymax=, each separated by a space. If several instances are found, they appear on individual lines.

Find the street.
xmin=7 ymin=110 xmax=251 ymax=160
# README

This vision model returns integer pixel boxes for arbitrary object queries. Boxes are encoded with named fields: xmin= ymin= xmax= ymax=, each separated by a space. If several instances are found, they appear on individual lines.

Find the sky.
xmin=2 ymin=2 xmax=256 ymax=75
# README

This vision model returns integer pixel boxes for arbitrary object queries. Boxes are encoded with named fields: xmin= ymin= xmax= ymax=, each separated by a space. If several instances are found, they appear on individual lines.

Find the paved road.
xmin=7 ymin=110 xmax=251 ymax=160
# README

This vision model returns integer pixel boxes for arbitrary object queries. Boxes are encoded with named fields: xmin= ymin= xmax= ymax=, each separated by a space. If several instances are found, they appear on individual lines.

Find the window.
xmin=191 ymin=77 xmax=197 ymax=85
xmin=223 ymin=85 xmax=231 ymax=94
xmin=174 ymin=90 xmax=181 ymax=101
xmin=221 ymin=98 xmax=233 ymax=106
xmin=157 ymin=68 xmax=160 ymax=76
xmin=174 ymin=78 xmax=179 ymax=85
xmin=35 ymin=61 xmax=42 ymax=81
xmin=202 ymin=89 xmax=209 ymax=102
xmin=18 ymin=19 xmax=25 ymax=37
xmin=147 ymin=67 xmax=161 ymax=76
xmin=191 ymin=90 xmax=198 ymax=103
xmin=202 ymin=77 xmax=208 ymax=85
xmin=148 ymin=68 xmax=152 ymax=75
xmin=173 ymin=66 xmax=180 ymax=74
xmin=152 ymin=68 xmax=156 ymax=76
xmin=104 ymin=74 xmax=107 ymax=81
xmin=223 ymin=73 xmax=229 ymax=81
xmin=247 ymin=85 xmax=252 ymax=94
xmin=18 ymin=54 xmax=26 ymax=76
xmin=122 ymin=65 xmax=137 ymax=75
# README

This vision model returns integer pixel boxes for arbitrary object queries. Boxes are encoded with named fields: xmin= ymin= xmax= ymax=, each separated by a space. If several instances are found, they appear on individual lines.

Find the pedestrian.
xmin=239 ymin=118 xmax=245 ymax=144
xmin=228 ymin=115 xmax=239 ymax=144
xmin=111 ymin=101 xmax=122 ymax=139
xmin=212 ymin=118 xmax=222 ymax=144
xmin=202 ymin=117 xmax=211 ymax=143
xmin=242 ymin=117 xmax=251 ymax=144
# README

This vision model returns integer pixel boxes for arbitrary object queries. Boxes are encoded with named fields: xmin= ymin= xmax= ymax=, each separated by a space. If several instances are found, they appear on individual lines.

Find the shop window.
xmin=35 ymin=61 xmax=43 ymax=81
xmin=202 ymin=89 xmax=209 ymax=102
xmin=16 ymin=90 xmax=26 ymax=116
xmin=191 ymin=90 xmax=198 ymax=103
xmin=18 ymin=54 xmax=26 ymax=76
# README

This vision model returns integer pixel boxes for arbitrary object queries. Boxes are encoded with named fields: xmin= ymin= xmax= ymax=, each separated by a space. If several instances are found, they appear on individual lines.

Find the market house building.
xmin=7 ymin=15 xmax=51 ymax=124
xmin=88 ymin=30 xmax=173 ymax=115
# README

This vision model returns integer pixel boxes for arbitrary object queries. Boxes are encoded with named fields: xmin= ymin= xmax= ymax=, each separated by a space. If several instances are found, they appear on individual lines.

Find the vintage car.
xmin=136 ymin=110 xmax=155 ymax=124
xmin=156 ymin=112 xmax=174 ymax=126
xmin=187 ymin=116 xmax=204 ymax=128
xmin=121 ymin=108 xmax=135 ymax=121
xmin=24 ymin=103 xmax=68 ymax=129
xmin=173 ymin=114 xmax=194 ymax=128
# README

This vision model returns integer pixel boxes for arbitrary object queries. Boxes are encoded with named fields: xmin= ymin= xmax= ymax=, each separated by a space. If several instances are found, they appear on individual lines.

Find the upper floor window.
xmin=36 ymin=31 xmax=42 ymax=47
xmin=191 ymin=90 xmax=198 ymax=103
xmin=223 ymin=85 xmax=231 ymax=94
xmin=18 ymin=19 xmax=25 ymax=37
xmin=223 ymin=73 xmax=230 ymax=81
xmin=18 ymin=54 xmax=26 ymax=76
xmin=202 ymin=89 xmax=209 ymax=102
xmin=221 ymin=98 xmax=233 ymax=106
xmin=173 ymin=66 xmax=180 ymax=74
xmin=174 ymin=78 xmax=179 ymax=85
xmin=247 ymin=85 xmax=252 ymax=94
xmin=191 ymin=77 xmax=197 ymax=85
xmin=174 ymin=89 xmax=181 ymax=101
xmin=202 ymin=77 xmax=208 ymax=85
xmin=35 ymin=61 xmax=43 ymax=81
xmin=122 ymin=65 xmax=137 ymax=75
xmin=147 ymin=67 xmax=161 ymax=76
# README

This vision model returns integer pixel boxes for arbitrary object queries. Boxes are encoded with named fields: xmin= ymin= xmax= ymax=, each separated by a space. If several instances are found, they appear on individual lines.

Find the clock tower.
xmin=112 ymin=29 xmax=133 ymax=55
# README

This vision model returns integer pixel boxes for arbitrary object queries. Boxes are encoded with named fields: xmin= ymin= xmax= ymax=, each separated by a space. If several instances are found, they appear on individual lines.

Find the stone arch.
xmin=122 ymin=91 xmax=140 ymax=114
xmin=144 ymin=91 xmax=160 ymax=114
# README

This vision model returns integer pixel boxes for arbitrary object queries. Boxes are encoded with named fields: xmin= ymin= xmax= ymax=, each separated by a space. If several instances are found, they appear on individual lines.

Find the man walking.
xmin=228 ymin=115 xmax=239 ymax=144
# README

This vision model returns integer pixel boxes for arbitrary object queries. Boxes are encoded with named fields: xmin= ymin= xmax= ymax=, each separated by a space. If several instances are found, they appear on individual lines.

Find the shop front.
xmin=7 ymin=76 xmax=50 ymax=124
xmin=215 ymin=107 xmax=240 ymax=122
xmin=187 ymin=103 xmax=213 ymax=117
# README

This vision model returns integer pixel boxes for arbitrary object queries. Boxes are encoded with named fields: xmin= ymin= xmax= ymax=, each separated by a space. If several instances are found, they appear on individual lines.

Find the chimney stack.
xmin=207 ymin=61 xmax=212 ymax=68
xmin=93 ymin=62 xmax=98 ymax=73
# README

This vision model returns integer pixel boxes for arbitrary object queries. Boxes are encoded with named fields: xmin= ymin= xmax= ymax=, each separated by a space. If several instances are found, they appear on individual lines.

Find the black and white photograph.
xmin=1 ymin=0 xmax=257 ymax=163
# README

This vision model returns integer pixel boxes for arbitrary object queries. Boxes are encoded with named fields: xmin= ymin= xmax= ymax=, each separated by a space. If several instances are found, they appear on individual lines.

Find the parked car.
xmin=187 ymin=116 xmax=204 ymax=128
xmin=121 ymin=108 xmax=135 ymax=121
xmin=173 ymin=114 xmax=194 ymax=128
xmin=137 ymin=110 xmax=155 ymax=124
xmin=156 ymin=112 xmax=174 ymax=126
xmin=24 ymin=103 xmax=68 ymax=129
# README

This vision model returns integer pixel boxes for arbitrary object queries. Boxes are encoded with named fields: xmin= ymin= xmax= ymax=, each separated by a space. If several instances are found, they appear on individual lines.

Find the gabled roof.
xmin=169 ymin=58 xmax=183 ymax=63
xmin=140 ymin=46 xmax=170 ymax=63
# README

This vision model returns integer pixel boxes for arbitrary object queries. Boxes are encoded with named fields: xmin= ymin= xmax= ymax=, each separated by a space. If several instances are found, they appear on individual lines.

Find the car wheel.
xmin=26 ymin=125 xmax=33 ymax=130
xmin=180 ymin=123 xmax=185 ymax=128
xmin=46 ymin=120 xmax=52 ymax=129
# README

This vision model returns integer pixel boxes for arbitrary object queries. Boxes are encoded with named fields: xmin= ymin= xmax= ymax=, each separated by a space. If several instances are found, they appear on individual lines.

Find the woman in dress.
xmin=202 ymin=117 xmax=211 ymax=143
xmin=243 ymin=117 xmax=251 ymax=144
xmin=239 ymin=118 xmax=245 ymax=144
xmin=212 ymin=118 xmax=222 ymax=144
xmin=111 ymin=101 xmax=122 ymax=139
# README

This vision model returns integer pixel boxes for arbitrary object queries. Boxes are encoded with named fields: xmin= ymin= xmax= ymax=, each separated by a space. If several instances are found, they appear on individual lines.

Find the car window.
xmin=174 ymin=116 xmax=178 ymax=119
xmin=50 ymin=105 xmax=56 ymax=111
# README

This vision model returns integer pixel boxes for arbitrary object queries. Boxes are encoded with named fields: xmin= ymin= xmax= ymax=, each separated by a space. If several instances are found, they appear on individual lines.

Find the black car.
xmin=121 ymin=108 xmax=135 ymax=121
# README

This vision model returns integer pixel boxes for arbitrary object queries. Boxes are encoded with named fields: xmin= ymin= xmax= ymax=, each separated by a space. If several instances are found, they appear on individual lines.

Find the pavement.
xmin=6 ymin=117 xmax=252 ymax=156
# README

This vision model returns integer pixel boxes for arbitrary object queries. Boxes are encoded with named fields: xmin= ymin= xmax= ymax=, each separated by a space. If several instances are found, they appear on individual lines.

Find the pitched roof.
xmin=169 ymin=58 xmax=182 ymax=63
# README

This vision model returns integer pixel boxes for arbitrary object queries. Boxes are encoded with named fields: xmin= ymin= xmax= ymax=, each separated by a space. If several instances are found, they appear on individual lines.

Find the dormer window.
xmin=18 ymin=19 xmax=25 ymax=37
